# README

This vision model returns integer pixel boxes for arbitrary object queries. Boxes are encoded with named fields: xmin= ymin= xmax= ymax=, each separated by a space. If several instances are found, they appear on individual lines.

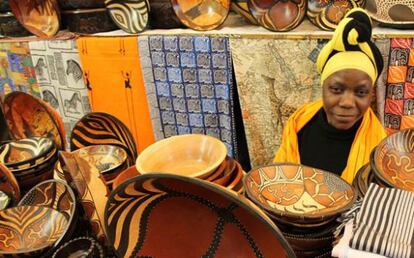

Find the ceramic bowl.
xmin=307 ymin=0 xmax=363 ymax=30
xmin=244 ymin=163 xmax=356 ymax=223
xmin=61 ymin=8 xmax=118 ymax=34
xmin=171 ymin=0 xmax=230 ymax=30
xmin=248 ymin=0 xmax=306 ymax=31
xmin=0 ymin=205 xmax=68 ymax=257
xmin=52 ymin=237 xmax=104 ymax=258
xmin=105 ymin=0 xmax=150 ymax=33
xmin=0 ymin=164 xmax=20 ymax=205
xmin=0 ymin=137 xmax=55 ymax=170
xmin=211 ymin=157 xmax=235 ymax=186
xmin=365 ymin=0 xmax=414 ymax=29
xmin=148 ymin=0 xmax=184 ymax=29
xmin=2 ymin=91 xmax=66 ymax=150
xmin=136 ymin=134 xmax=227 ymax=178
xmin=0 ymin=12 xmax=31 ymax=37
xmin=9 ymin=0 xmax=60 ymax=38
xmin=105 ymin=173 xmax=295 ymax=258
xmin=372 ymin=128 xmax=414 ymax=191
xmin=70 ymin=112 xmax=137 ymax=164
xmin=59 ymin=151 xmax=110 ymax=247
xmin=111 ymin=165 xmax=140 ymax=190
xmin=205 ymin=156 xmax=229 ymax=182
xmin=231 ymin=0 xmax=258 ymax=24
xmin=57 ymin=0 xmax=105 ymax=10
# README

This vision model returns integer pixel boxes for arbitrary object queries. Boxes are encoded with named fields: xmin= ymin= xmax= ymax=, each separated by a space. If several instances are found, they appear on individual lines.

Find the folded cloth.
xmin=350 ymin=183 xmax=414 ymax=258
xmin=332 ymin=220 xmax=387 ymax=258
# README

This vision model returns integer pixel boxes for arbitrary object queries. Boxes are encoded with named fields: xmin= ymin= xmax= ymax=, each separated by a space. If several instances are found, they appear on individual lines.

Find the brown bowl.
xmin=0 ymin=12 xmax=31 ymax=37
xmin=104 ymin=173 xmax=295 ymax=258
xmin=111 ymin=165 xmax=140 ymax=190
xmin=2 ymin=91 xmax=66 ymax=150
xmin=212 ymin=157 xmax=235 ymax=186
xmin=136 ymin=134 xmax=227 ymax=178
xmin=205 ymin=156 xmax=229 ymax=182
xmin=244 ymin=163 xmax=356 ymax=223
xmin=307 ymin=0 xmax=363 ymax=30
xmin=0 ymin=137 xmax=55 ymax=170
xmin=365 ymin=0 xmax=414 ymax=29
xmin=70 ymin=112 xmax=137 ymax=164
xmin=248 ymin=0 xmax=306 ymax=31
xmin=105 ymin=0 xmax=150 ymax=33
xmin=372 ymin=128 xmax=414 ymax=191
xmin=52 ymin=236 xmax=104 ymax=258
xmin=0 ymin=205 xmax=69 ymax=257
xmin=226 ymin=160 xmax=244 ymax=190
xmin=9 ymin=0 xmax=60 ymax=38
xmin=61 ymin=8 xmax=118 ymax=34
xmin=0 ymin=164 xmax=20 ymax=205
xmin=57 ymin=0 xmax=105 ymax=10
xmin=171 ymin=0 xmax=231 ymax=31
xmin=148 ymin=0 xmax=184 ymax=29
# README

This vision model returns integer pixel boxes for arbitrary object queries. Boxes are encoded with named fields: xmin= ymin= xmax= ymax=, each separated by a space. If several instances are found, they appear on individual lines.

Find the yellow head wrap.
xmin=317 ymin=8 xmax=383 ymax=86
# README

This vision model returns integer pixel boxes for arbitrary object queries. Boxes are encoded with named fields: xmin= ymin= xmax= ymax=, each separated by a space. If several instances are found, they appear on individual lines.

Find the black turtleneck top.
xmin=297 ymin=108 xmax=362 ymax=176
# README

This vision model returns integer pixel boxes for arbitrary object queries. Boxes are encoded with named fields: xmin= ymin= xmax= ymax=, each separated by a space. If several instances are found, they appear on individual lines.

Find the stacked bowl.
xmin=0 ymin=137 xmax=57 ymax=192
xmin=244 ymin=163 xmax=357 ymax=257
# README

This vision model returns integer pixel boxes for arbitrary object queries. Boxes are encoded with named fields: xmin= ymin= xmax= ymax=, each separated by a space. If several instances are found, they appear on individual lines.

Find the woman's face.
xmin=322 ymin=69 xmax=373 ymax=130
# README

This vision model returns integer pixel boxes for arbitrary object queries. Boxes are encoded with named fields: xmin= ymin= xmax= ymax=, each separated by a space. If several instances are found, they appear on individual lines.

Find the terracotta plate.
xmin=105 ymin=0 xmax=150 ymax=33
xmin=244 ymin=163 xmax=356 ymax=222
xmin=171 ymin=0 xmax=230 ymax=30
xmin=9 ymin=0 xmax=60 ymax=38
xmin=3 ymin=92 xmax=66 ymax=150
xmin=105 ymin=174 xmax=295 ymax=258
xmin=248 ymin=0 xmax=306 ymax=31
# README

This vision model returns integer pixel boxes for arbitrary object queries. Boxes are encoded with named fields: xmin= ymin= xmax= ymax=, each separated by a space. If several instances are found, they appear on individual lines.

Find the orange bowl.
xmin=136 ymin=134 xmax=227 ymax=178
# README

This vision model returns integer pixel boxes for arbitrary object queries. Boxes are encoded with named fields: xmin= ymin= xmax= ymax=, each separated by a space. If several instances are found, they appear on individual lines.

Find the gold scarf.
xmin=273 ymin=100 xmax=386 ymax=183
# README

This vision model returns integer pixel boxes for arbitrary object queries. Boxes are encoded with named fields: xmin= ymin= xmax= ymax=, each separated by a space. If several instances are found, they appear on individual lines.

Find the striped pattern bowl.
xmin=105 ymin=0 xmax=150 ymax=33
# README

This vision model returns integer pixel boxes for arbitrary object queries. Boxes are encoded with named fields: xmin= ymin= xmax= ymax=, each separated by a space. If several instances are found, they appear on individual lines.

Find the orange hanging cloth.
xmin=77 ymin=36 xmax=154 ymax=153
xmin=273 ymin=99 xmax=387 ymax=184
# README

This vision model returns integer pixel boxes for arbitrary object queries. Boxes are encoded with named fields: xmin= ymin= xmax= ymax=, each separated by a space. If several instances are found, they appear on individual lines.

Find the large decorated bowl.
xmin=171 ymin=0 xmax=230 ymax=30
xmin=105 ymin=0 xmax=150 ymax=33
xmin=136 ymin=134 xmax=227 ymax=178
xmin=365 ymin=0 xmax=414 ymax=28
xmin=372 ymin=128 xmax=414 ymax=191
xmin=248 ymin=0 xmax=306 ymax=31
xmin=105 ymin=174 xmax=295 ymax=258
xmin=244 ymin=163 xmax=356 ymax=223
xmin=0 ymin=205 xmax=68 ymax=257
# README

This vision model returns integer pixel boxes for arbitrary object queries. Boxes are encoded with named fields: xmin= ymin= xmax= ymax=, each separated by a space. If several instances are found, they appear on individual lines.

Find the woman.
xmin=274 ymin=8 xmax=387 ymax=183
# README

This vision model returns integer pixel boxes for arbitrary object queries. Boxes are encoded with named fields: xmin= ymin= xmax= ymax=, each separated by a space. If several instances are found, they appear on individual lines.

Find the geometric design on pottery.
xmin=0 ymin=206 xmax=68 ymax=255
xmin=374 ymin=128 xmax=414 ymax=190
xmin=70 ymin=112 xmax=137 ymax=163
xmin=245 ymin=164 xmax=355 ymax=218
xmin=170 ymin=0 xmax=230 ymax=31
xmin=106 ymin=0 xmax=149 ymax=33
xmin=248 ymin=0 xmax=306 ymax=32
xmin=307 ymin=0 xmax=363 ymax=30
xmin=105 ymin=174 xmax=295 ymax=258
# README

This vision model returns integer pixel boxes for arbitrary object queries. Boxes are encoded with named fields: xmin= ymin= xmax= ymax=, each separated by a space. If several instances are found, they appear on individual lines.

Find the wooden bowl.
xmin=244 ymin=163 xmax=356 ymax=223
xmin=70 ymin=112 xmax=137 ymax=164
xmin=365 ymin=0 xmax=414 ymax=29
xmin=171 ymin=0 xmax=230 ymax=30
xmin=136 ymin=134 xmax=227 ymax=178
xmin=61 ymin=8 xmax=118 ymax=34
xmin=2 ymin=92 xmax=66 ymax=150
xmin=307 ymin=0 xmax=364 ymax=30
xmin=105 ymin=0 xmax=150 ymax=33
xmin=226 ymin=160 xmax=244 ymax=190
xmin=52 ymin=237 xmax=104 ymax=258
xmin=148 ymin=0 xmax=184 ymax=29
xmin=205 ymin=156 xmax=229 ymax=182
xmin=0 ymin=12 xmax=31 ymax=37
xmin=212 ymin=157 xmax=235 ymax=186
xmin=248 ymin=0 xmax=306 ymax=31
xmin=9 ymin=0 xmax=60 ymax=38
xmin=0 ymin=164 xmax=20 ymax=205
xmin=372 ymin=128 xmax=414 ymax=191
xmin=104 ymin=173 xmax=295 ymax=258
xmin=111 ymin=166 xmax=140 ymax=190
xmin=0 ymin=205 xmax=68 ymax=256
xmin=231 ymin=0 xmax=258 ymax=24
xmin=57 ymin=0 xmax=105 ymax=10
xmin=0 ymin=137 xmax=55 ymax=171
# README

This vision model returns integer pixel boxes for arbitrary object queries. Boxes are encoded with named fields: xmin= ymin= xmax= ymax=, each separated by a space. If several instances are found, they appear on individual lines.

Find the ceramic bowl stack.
xmin=0 ymin=0 xmax=30 ymax=37
xmin=0 ymin=137 xmax=58 ymax=192
xmin=370 ymin=128 xmax=414 ymax=191
xmin=244 ymin=163 xmax=357 ymax=257
xmin=58 ymin=0 xmax=117 ymax=33
xmin=134 ymin=134 xmax=244 ymax=193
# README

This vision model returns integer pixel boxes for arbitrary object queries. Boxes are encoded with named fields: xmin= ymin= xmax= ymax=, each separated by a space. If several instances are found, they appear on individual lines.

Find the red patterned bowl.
xmin=372 ymin=128 xmax=414 ymax=191
xmin=244 ymin=163 xmax=356 ymax=223
xmin=248 ymin=0 xmax=306 ymax=31
xmin=105 ymin=174 xmax=295 ymax=258
xmin=171 ymin=0 xmax=230 ymax=30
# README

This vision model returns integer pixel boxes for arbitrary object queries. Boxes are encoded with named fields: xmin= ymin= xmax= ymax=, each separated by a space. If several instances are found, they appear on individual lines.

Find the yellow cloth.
xmin=273 ymin=100 xmax=387 ymax=183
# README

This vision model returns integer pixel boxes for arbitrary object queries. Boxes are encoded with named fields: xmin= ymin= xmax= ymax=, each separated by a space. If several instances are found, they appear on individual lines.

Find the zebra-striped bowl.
xmin=105 ymin=0 xmax=150 ymax=34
